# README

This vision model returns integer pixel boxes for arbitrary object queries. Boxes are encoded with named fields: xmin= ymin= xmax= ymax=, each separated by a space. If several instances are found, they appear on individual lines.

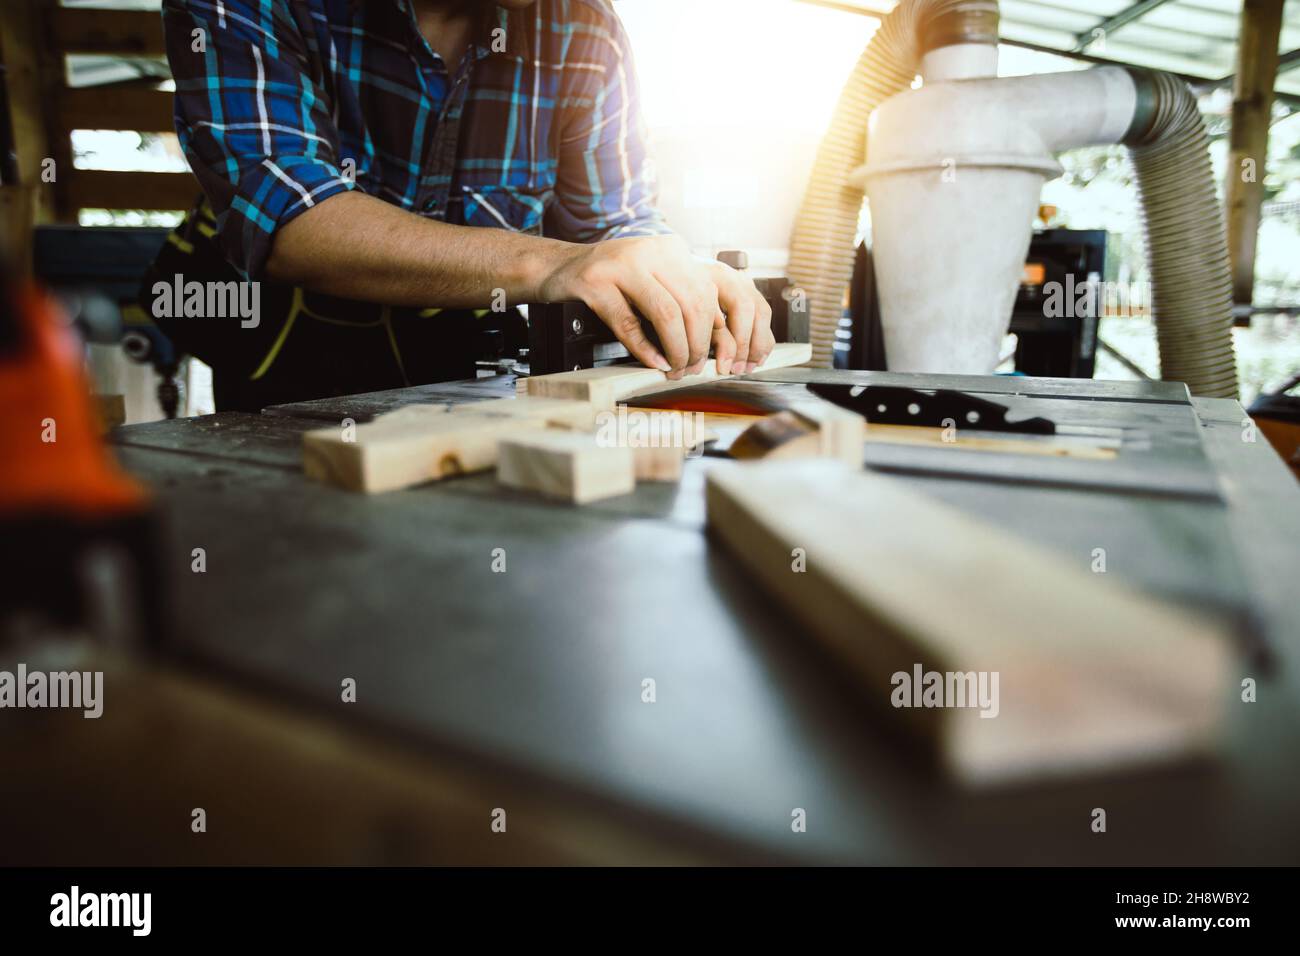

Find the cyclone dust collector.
xmin=788 ymin=0 xmax=1239 ymax=398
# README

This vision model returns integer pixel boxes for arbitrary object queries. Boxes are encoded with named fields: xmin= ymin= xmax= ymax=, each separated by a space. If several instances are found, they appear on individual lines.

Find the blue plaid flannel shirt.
xmin=162 ymin=0 xmax=670 ymax=280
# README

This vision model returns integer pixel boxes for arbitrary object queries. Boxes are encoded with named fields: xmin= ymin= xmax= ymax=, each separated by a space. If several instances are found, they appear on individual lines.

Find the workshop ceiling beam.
xmin=0 ymin=0 xmax=62 ymax=262
xmin=58 ymin=83 xmax=175 ymax=133
xmin=64 ymin=169 xmax=196 ymax=212
xmin=48 ymin=6 xmax=166 ymax=58
xmin=1223 ymin=0 xmax=1286 ymax=308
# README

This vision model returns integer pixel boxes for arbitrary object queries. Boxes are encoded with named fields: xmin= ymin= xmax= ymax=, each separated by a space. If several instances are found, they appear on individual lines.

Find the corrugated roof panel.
xmin=1099 ymin=39 xmax=1237 ymax=77
xmin=998 ymin=20 xmax=1084 ymax=50
xmin=1135 ymin=0 xmax=1244 ymax=38
xmin=998 ymin=0 xmax=1099 ymax=34
xmin=1098 ymin=22 xmax=1233 ymax=59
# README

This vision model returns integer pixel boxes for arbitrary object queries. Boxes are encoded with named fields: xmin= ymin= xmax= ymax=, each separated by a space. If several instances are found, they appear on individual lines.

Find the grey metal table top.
xmin=111 ymin=372 xmax=1300 ymax=864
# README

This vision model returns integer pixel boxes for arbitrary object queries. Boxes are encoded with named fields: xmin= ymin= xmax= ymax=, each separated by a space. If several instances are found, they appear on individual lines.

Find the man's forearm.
xmin=262 ymin=188 xmax=775 ymax=377
xmin=264 ymin=191 xmax=578 ymax=308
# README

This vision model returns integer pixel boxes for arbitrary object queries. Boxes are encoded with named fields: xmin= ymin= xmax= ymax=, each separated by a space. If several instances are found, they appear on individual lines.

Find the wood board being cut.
xmin=704 ymin=460 xmax=1232 ymax=787
xmin=521 ymin=342 xmax=812 ymax=408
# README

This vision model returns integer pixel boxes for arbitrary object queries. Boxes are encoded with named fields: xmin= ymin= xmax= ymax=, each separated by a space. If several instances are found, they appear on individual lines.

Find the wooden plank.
xmin=523 ymin=363 xmax=664 ymax=409
xmin=303 ymin=413 xmax=547 ymax=494
xmin=497 ymin=430 xmax=635 ymax=504
xmin=704 ymin=460 xmax=1232 ymax=786
xmin=60 ymin=85 xmax=174 ymax=132
xmin=863 ymin=422 xmax=1117 ymax=460
xmin=522 ymin=342 xmax=812 ymax=408
xmin=64 ymin=169 xmax=197 ymax=211
xmin=48 ymin=7 xmax=166 ymax=57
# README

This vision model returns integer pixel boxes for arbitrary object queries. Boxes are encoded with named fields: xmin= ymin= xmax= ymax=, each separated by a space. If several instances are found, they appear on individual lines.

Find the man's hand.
xmin=538 ymin=235 xmax=775 ymax=380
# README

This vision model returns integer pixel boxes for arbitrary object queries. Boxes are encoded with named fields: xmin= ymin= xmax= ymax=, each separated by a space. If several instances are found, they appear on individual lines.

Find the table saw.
xmin=9 ymin=368 xmax=1297 ymax=866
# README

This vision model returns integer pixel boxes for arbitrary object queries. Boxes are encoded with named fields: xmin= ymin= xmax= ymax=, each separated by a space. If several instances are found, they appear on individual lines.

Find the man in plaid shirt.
xmin=149 ymin=0 xmax=774 ymax=409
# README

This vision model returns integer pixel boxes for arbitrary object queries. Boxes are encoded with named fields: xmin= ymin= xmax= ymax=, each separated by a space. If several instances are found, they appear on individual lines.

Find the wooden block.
xmin=705 ymin=460 xmax=1231 ymax=786
xmin=522 ymin=342 xmax=813 ymax=408
xmin=730 ymin=404 xmax=865 ymax=466
xmin=730 ymin=411 xmax=820 ymax=460
xmin=547 ymin=408 xmax=693 ymax=481
xmin=632 ymin=444 xmax=686 ymax=482
xmin=497 ymin=431 xmax=635 ymax=504
xmin=303 ymin=414 xmax=545 ymax=494
xmin=795 ymin=403 xmax=866 ymax=466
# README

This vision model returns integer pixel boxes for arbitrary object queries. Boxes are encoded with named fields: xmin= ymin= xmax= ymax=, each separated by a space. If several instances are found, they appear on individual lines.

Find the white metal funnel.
xmin=851 ymin=68 xmax=1138 ymax=374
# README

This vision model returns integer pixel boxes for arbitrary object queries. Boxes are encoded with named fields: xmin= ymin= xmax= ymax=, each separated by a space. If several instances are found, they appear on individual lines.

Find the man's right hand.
xmin=538 ymin=235 xmax=774 ymax=380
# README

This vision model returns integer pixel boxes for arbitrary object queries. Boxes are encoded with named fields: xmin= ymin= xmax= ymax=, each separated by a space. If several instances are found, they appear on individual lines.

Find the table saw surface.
xmin=108 ymin=369 xmax=1300 ymax=865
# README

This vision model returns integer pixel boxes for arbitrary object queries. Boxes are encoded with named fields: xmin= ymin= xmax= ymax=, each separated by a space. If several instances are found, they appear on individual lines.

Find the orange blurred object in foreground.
xmin=0 ymin=280 xmax=145 ymax=516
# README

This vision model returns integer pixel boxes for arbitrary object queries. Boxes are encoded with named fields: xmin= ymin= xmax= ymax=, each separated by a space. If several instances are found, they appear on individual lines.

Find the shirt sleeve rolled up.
xmin=162 ymin=0 xmax=355 ymax=279
xmin=549 ymin=5 xmax=672 ymax=243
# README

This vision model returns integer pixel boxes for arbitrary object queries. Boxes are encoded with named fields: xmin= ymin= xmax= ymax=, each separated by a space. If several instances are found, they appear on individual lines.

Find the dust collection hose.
xmin=788 ymin=0 xmax=1240 ymax=398
xmin=1124 ymin=70 xmax=1239 ymax=398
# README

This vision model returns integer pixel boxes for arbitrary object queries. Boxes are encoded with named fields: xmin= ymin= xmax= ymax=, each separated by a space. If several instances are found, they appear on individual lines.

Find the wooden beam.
xmin=48 ymin=7 xmax=166 ymax=58
xmin=64 ymin=169 xmax=197 ymax=211
xmin=0 ymin=0 xmax=56 ymax=258
xmin=60 ymin=84 xmax=174 ymax=132
xmin=0 ymin=185 xmax=36 ymax=269
xmin=705 ymin=460 xmax=1231 ymax=786
xmin=1224 ymin=0 xmax=1286 ymax=307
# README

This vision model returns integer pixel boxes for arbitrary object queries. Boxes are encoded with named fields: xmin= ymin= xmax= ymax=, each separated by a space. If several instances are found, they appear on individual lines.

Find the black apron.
xmin=138 ymin=199 xmax=480 ymax=412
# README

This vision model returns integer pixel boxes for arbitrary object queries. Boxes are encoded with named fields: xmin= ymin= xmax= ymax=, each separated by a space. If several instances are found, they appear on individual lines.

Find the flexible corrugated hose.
xmin=788 ymin=1 xmax=1239 ymax=398
xmin=1125 ymin=69 xmax=1239 ymax=398
xmin=787 ymin=0 xmax=926 ymax=369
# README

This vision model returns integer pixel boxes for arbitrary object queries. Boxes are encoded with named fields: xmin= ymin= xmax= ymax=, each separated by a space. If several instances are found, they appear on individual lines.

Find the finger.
xmin=585 ymin=286 xmax=670 ymax=372
xmin=716 ymin=276 xmax=756 ymax=372
xmin=711 ymin=319 xmax=737 ymax=376
xmin=622 ymin=275 xmax=690 ymax=377
xmin=654 ymin=270 xmax=716 ymax=374
xmin=747 ymin=293 xmax=776 ymax=371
